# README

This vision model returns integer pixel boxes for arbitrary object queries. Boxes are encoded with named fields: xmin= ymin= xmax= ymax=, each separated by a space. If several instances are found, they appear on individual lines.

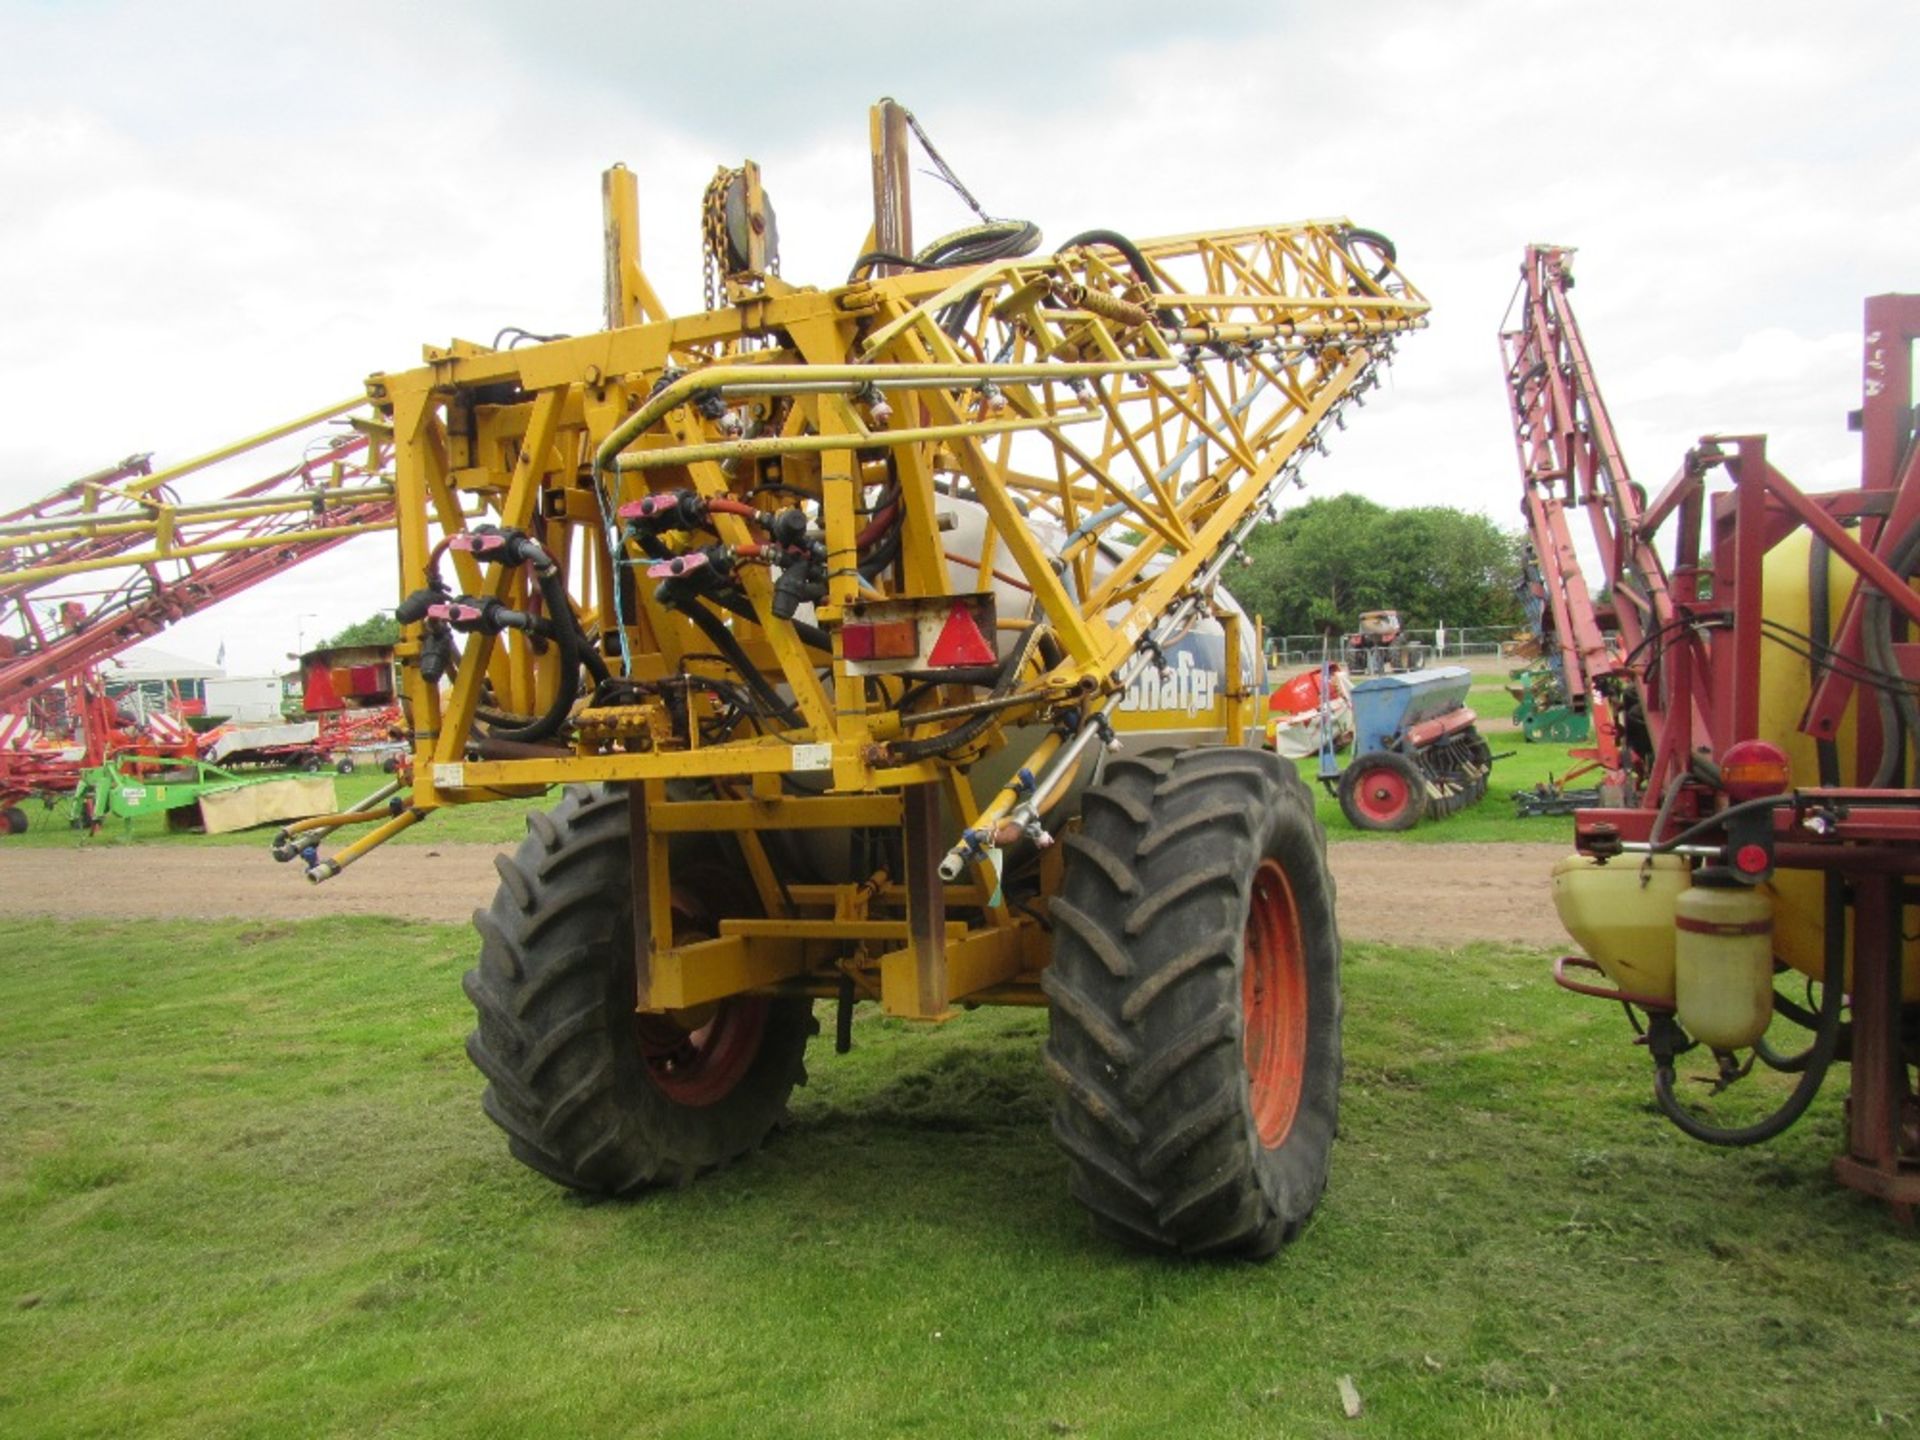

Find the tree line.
xmin=1224 ymin=494 xmax=1523 ymax=637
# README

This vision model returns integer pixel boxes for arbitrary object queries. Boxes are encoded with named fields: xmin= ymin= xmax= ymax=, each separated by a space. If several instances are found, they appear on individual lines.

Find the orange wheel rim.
xmin=1242 ymin=858 xmax=1308 ymax=1148
xmin=635 ymin=997 xmax=768 ymax=1107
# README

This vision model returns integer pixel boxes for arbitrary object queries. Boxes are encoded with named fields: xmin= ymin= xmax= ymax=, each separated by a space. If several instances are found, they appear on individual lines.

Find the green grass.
xmin=4 ymin=771 xmax=552 ymax=850
xmin=2 ymin=918 xmax=1914 ymax=1438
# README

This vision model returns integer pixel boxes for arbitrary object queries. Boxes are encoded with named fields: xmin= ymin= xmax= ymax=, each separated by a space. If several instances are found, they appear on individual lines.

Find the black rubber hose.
xmin=847 ymin=251 xmax=939 ymax=283
xmin=1754 ymin=973 xmax=1823 ymax=1073
xmin=1861 ymin=514 xmax=1920 ymax=786
xmin=916 ymin=221 xmax=1041 ymax=268
xmin=482 ymin=563 xmax=615 ymax=743
xmin=1652 ymin=873 xmax=1845 ymax=1146
xmin=536 ymin=568 xmax=611 ymax=686
xmin=482 ymin=613 xmax=579 ymax=744
xmin=1809 ymin=536 xmax=1841 ymax=788
xmin=1338 ymin=227 xmax=1399 ymax=283
xmin=705 ymin=588 xmax=831 ymax=655
xmin=1647 ymin=792 xmax=1790 ymax=852
xmin=1056 ymin=229 xmax=1161 ymax=293
xmin=672 ymin=596 xmax=802 ymax=727
xmin=889 ymin=623 xmax=1044 ymax=764
xmin=1754 ymin=1031 xmax=1818 ymax=1075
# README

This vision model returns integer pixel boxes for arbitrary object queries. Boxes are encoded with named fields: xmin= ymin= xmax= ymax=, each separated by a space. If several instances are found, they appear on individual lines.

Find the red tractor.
xmin=1344 ymin=609 xmax=1426 ymax=675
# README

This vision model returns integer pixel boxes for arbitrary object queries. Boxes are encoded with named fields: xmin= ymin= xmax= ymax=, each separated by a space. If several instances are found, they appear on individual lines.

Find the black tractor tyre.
xmin=1044 ymin=747 xmax=1341 ymax=1259
xmin=1 ymin=805 xmax=27 ymax=836
xmin=335 ymin=756 xmax=357 ymax=775
xmin=1338 ymin=750 xmax=1426 ymax=832
xmin=462 ymin=783 xmax=813 ymax=1195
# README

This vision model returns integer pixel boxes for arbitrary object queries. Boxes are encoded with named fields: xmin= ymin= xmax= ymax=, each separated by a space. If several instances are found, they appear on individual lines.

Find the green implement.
xmin=75 ymin=756 xmax=337 ymax=836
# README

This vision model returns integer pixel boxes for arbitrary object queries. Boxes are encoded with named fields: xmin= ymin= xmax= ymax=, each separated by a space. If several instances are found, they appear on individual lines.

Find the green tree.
xmin=1235 ymin=493 xmax=1387 ymax=637
xmin=320 ymin=611 xmax=401 ymax=648
xmin=1227 ymin=496 xmax=1523 ymax=639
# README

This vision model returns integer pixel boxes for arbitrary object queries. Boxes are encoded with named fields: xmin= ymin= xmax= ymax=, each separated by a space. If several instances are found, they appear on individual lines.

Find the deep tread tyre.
xmin=1338 ymin=750 xmax=1425 ymax=831
xmin=1044 ymin=747 xmax=1341 ymax=1258
xmin=462 ymin=784 xmax=813 ymax=1195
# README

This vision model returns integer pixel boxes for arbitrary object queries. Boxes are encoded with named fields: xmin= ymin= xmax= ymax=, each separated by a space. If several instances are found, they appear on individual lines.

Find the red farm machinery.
xmin=1509 ymin=244 xmax=1920 ymax=1216
xmin=0 ymin=404 xmax=395 ymax=830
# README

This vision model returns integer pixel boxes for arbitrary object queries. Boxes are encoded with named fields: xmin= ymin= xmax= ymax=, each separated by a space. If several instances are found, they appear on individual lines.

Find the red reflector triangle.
xmin=927 ymin=603 xmax=997 ymax=667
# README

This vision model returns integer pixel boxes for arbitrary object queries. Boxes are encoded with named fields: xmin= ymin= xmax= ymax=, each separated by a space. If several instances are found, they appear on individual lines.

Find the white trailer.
xmin=200 ymin=675 xmax=287 ymax=723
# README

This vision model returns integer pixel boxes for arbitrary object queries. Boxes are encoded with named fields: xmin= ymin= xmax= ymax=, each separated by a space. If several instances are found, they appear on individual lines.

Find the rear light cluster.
xmin=840 ymin=619 xmax=917 ymax=662
xmin=839 ymin=596 xmax=999 ymax=674
xmin=1719 ymin=739 xmax=1791 ymax=802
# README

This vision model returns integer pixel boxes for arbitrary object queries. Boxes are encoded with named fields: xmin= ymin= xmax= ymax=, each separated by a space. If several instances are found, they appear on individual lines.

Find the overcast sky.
xmin=2 ymin=0 xmax=1913 ymax=675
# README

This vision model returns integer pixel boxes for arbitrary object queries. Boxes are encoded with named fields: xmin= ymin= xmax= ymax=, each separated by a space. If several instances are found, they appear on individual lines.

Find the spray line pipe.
xmin=1061 ymin=374 xmax=1272 ymax=549
xmin=937 ymin=472 xmax=1286 ymax=882
xmin=590 ymin=360 xmax=1187 ymax=477
xmin=929 ymin=346 xmax=1388 ymax=881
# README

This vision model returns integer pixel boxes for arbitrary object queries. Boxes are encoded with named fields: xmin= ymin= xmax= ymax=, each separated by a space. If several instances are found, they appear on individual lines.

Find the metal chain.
xmin=701 ymin=167 xmax=733 ymax=313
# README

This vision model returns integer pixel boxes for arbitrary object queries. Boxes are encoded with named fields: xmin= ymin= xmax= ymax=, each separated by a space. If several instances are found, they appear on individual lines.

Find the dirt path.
xmin=0 ymin=839 xmax=1569 ymax=947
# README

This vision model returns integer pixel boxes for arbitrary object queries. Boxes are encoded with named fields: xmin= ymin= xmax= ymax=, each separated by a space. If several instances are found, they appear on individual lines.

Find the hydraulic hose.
xmin=888 ymin=623 xmax=1046 ymax=764
xmin=671 ymin=594 xmax=803 ymax=727
xmin=703 ymin=587 xmax=831 ymax=656
xmin=1652 ymin=874 xmax=1846 ymax=1146
xmin=481 ymin=624 xmax=577 ymax=745
xmin=1809 ymin=536 xmax=1842 ymax=788
xmin=479 ymin=566 xmax=600 ymax=744
xmin=1337 ymin=227 xmax=1399 ymax=283
xmin=1861 ymin=514 xmax=1920 ymax=786
xmin=1056 ymin=230 xmax=1161 ymax=294
xmin=1055 ymin=229 xmax=1178 ymax=330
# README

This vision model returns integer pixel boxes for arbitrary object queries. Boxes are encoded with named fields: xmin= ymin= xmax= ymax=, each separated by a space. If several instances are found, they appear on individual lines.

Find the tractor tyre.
xmin=463 ymin=783 xmax=813 ymax=1195
xmin=335 ymin=756 xmax=357 ymax=775
xmin=1338 ymin=751 xmax=1425 ymax=831
xmin=1 ymin=805 xmax=27 ymax=836
xmin=1044 ymin=747 xmax=1341 ymax=1259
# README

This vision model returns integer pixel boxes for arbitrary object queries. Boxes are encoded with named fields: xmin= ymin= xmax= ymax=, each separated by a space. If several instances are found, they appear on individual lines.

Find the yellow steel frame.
xmin=329 ymin=105 xmax=1426 ymax=1018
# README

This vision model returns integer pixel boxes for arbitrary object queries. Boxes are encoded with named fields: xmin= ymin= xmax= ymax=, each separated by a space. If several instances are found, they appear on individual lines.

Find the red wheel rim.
xmin=1352 ymin=764 xmax=1413 ymax=825
xmin=635 ymin=997 xmax=769 ymax=1107
xmin=1242 ymin=858 xmax=1308 ymax=1148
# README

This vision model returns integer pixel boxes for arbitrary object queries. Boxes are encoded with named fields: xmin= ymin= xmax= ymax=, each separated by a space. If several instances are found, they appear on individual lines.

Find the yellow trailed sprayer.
xmin=280 ymin=101 xmax=1428 ymax=1256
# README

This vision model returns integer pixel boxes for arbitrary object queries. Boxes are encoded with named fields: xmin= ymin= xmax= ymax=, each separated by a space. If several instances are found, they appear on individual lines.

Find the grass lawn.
xmin=3 ymin=918 xmax=1913 ymax=1438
